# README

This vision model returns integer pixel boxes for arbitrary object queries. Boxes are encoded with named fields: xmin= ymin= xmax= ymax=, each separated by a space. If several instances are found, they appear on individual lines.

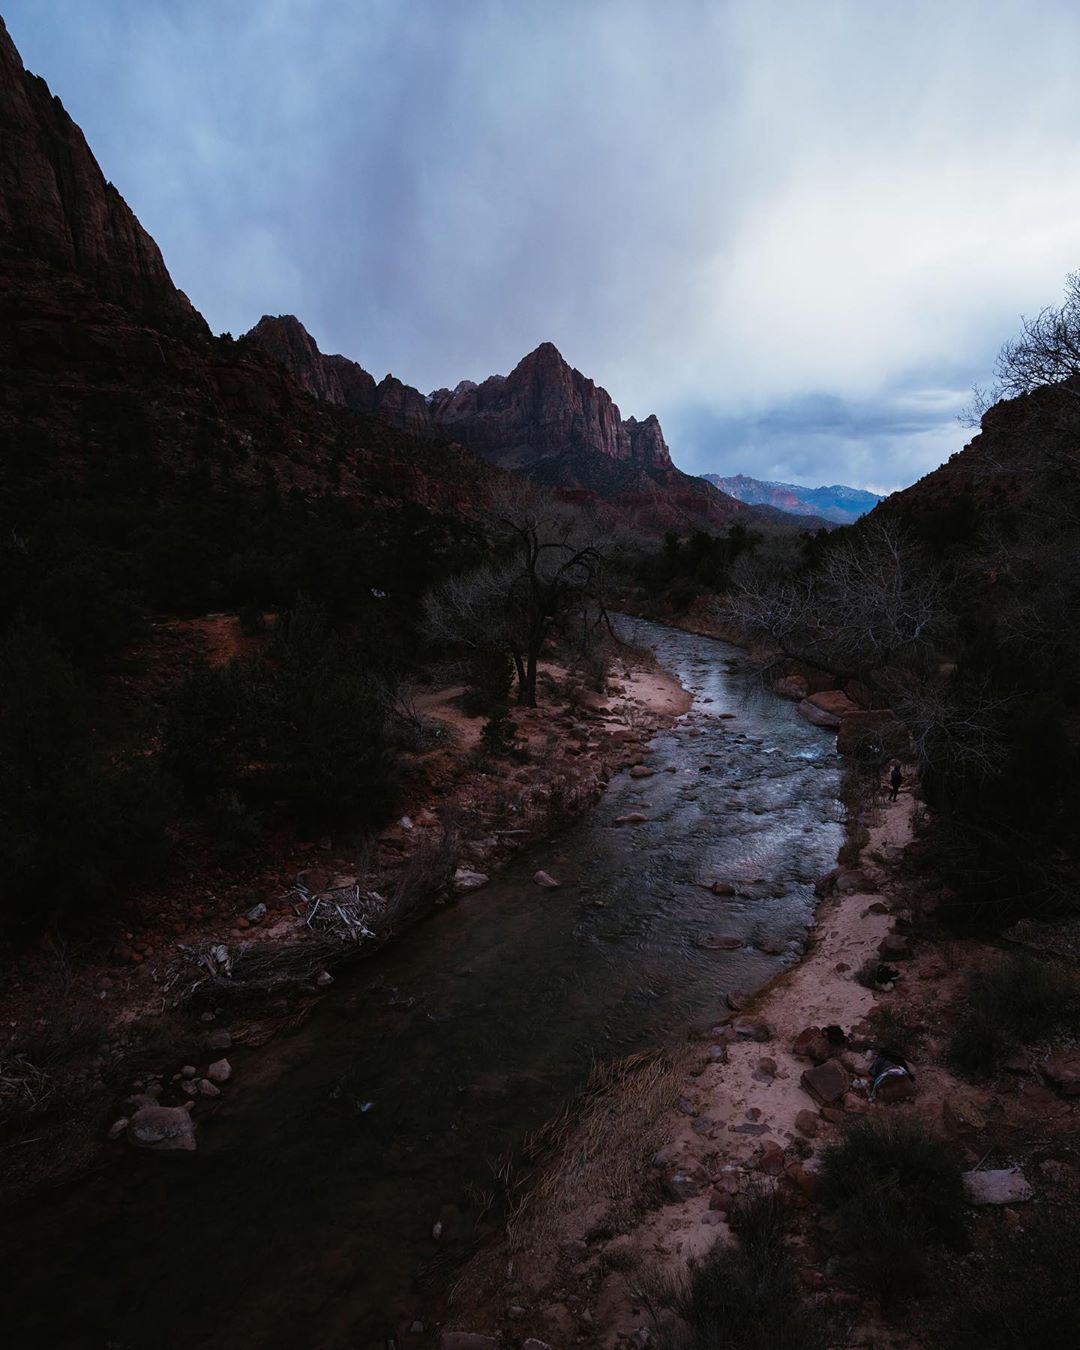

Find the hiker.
xmin=888 ymin=761 xmax=902 ymax=802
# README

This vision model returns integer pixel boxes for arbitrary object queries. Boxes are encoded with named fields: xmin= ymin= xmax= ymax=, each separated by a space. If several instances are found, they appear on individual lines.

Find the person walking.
xmin=888 ymin=761 xmax=903 ymax=802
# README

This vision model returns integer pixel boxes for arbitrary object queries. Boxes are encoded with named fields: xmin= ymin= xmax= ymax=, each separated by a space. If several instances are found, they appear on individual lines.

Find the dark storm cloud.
xmin=7 ymin=0 xmax=1080 ymax=491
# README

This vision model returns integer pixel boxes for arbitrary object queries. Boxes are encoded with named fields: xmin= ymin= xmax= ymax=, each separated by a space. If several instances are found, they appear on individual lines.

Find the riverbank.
xmin=0 ymin=633 xmax=691 ymax=1202
xmin=443 ymin=744 xmax=1080 ymax=1348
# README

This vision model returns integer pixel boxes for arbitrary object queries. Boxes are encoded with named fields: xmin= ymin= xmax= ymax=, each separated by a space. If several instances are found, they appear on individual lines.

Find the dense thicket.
xmin=0 ymin=437 xmax=483 ymax=930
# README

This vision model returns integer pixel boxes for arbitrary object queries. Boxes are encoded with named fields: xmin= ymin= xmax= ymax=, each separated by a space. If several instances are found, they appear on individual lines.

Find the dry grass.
xmin=449 ymin=1044 xmax=694 ymax=1314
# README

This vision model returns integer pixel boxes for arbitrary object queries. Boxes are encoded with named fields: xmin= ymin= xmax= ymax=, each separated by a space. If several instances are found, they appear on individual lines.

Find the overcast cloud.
xmin=8 ymin=0 xmax=1080 ymax=492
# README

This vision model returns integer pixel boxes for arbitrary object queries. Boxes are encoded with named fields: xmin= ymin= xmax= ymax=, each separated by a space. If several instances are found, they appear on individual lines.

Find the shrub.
xmin=948 ymin=952 xmax=1078 ymax=1076
xmin=0 ymin=624 xmax=173 ymax=927
xmin=664 ymin=1189 xmax=830 ymax=1350
xmin=818 ymin=1118 xmax=966 ymax=1305
xmin=931 ymin=1198 xmax=1080 ymax=1350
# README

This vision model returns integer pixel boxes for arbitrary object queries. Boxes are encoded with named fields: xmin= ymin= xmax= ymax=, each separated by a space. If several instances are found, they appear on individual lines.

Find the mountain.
xmin=245 ymin=316 xmax=822 ymax=532
xmin=0 ymin=18 xmax=203 ymax=335
xmin=702 ymin=473 xmax=882 ymax=524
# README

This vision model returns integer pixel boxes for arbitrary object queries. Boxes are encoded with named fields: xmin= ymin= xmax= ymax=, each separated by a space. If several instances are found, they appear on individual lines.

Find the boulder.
xmin=963 ymin=1168 xmax=1034 ymax=1206
xmin=792 ymin=1027 xmax=832 ymax=1064
xmin=774 ymin=675 xmax=809 ymax=701
xmin=797 ymin=699 xmax=842 ymax=729
xmin=878 ymin=933 xmax=913 ymax=961
xmin=807 ymin=689 xmax=860 ymax=719
xmin=1043 ymin=1053 xmax=1080 ymax=1096
xmin=758 ymin=1141 xmax=786 ymax=1176
xmin=794 ymin=1109 xmax=820 ymax=1138
xmin=801 ymin=1059 xmax=851 ymax=1105
xmin=942 ymin=1093 xmax=989 ymax=1136
xmin=128 ymin=1104 xmax=196 ymax=1153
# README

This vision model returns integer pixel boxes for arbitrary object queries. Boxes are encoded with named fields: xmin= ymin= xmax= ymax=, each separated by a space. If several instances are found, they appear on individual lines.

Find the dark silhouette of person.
xmin=889 ymin=761 xmax=903 ymax=802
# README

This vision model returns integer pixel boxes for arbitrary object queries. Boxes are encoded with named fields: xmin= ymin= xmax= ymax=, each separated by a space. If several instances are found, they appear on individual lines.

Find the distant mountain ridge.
xmin=246 ymin=316 xmax=821 ymax=532
xmin=701 ymin=473 xmax=883 ymax=524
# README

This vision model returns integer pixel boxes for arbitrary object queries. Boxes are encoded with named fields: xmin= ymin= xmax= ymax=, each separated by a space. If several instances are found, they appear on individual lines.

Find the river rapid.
xmin=0 ymin=619 xmax=842 ymax=1350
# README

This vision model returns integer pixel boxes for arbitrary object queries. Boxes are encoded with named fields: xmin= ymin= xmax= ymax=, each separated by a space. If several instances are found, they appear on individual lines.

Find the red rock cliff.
xmin=0 ymin=16 xmax=205 ymax=334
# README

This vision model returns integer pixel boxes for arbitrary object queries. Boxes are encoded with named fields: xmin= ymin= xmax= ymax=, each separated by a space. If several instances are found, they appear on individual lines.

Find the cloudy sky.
xmin=8 ymin=1 xmax=1080 ymax=492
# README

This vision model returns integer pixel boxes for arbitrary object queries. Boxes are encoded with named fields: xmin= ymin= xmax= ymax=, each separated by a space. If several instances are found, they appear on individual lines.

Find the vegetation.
xmin=818 ymin=1119 xmax=967 ymax=1305
xmin=948 ymin=951 xmax=1079 ymax=1075
xmin=659 ymin=1190 xmax=830 ymax=1350
xmin=635 ymin=524 xmax=760 ymax=611
xmin=932 ymin=1197 xmax=1080 ymax=1350
xmin=0 ymin=431 xmax=484 ymax=931
xmin=424 ymin=480 xmax=616 ymax=707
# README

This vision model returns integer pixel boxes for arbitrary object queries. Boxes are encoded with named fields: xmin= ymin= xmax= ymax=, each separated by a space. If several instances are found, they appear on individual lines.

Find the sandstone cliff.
xmin=0 ymin=17 xmax=205 ymax=334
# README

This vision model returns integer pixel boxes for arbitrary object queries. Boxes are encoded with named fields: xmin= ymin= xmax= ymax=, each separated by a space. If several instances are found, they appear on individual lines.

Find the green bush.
xmin=666 ymin=1190 xmax=830 ymax=1350
xmin=819 ymin=1119 xmax=966 ymax=1305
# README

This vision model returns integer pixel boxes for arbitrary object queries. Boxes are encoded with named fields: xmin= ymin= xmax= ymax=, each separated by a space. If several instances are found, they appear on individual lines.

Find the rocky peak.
xmin=0 ymin=17 xmax=205 ymax=333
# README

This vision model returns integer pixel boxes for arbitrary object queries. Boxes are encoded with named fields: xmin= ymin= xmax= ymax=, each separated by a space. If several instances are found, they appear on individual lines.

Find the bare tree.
xmin=722 ymin=517 xmax=949 ymax=692
xmin=424 ymin=481 xmax=614 ymax=707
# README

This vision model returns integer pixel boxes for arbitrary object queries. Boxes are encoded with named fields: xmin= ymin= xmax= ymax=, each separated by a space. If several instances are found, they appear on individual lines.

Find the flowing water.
xmin=0 ymin=619 xmax=842 ymax=1350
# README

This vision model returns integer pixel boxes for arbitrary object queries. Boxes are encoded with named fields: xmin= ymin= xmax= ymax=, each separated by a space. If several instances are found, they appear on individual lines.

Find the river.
xmin=0 ymin=619 xmax=842 ymax=1350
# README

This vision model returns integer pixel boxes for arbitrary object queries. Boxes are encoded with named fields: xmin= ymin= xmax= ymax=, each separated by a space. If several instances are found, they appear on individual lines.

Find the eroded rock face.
xmin=430 ymin=342 xmax=674 ymax=472
xmin=0 ymin=18 xmax=205 ymax=334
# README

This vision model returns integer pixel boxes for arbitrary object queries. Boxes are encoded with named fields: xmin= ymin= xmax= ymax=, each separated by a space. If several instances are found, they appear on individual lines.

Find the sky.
xmin=8 ymin=0 xmax=1080 ymax=493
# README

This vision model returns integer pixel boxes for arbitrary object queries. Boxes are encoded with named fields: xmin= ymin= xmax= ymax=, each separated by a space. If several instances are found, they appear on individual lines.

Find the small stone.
xmin=196 ymin=1079 xmax=221 ymax=1098
xmin=523 ymin=1342 xmax=553 ymax=1350
xmin=700 ymin=933 xmax=744 ymax=950
xmin=437 ymin=1336 xmax=497 ymax=1350
xmin=711 ymin=881 xmax=737 ymax=896
xmin=963 ymin=1168 xmax=1034 ymax=1206
xmin=874 ymin=1073 xmax=917 ymax=1104
xmin=315 ymin=970 xmax=334 ymax=987
xmin=207 ymin=1058 xmax=232 ymax=1084
xmin=180 ymin=1065 xmax=197 ymax=1079
xmin=754 ymin=1057 xmax=778 ymax=1082
xmin=676 ymin=1096 xmax=699 ymax=1117
xmin=107 ymin=1117 xmax=129 ymax=1140
xmin=758 ymin=1142 xmax=786 ymax=1176
xmin=245 ymin=902 xmax=267 ymax=924
xmin=204 ymin=1030 xmax=232 ymax=1051
xmin=629 ymin=764 xmax=654 ymax=779
xmin=615 ymin=813 xmax=648 ymax=825
xmin=507 ymin=1305 xmax=526 ymax=1320
xmin=533 ymin=870 xmax=560 ymax=888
